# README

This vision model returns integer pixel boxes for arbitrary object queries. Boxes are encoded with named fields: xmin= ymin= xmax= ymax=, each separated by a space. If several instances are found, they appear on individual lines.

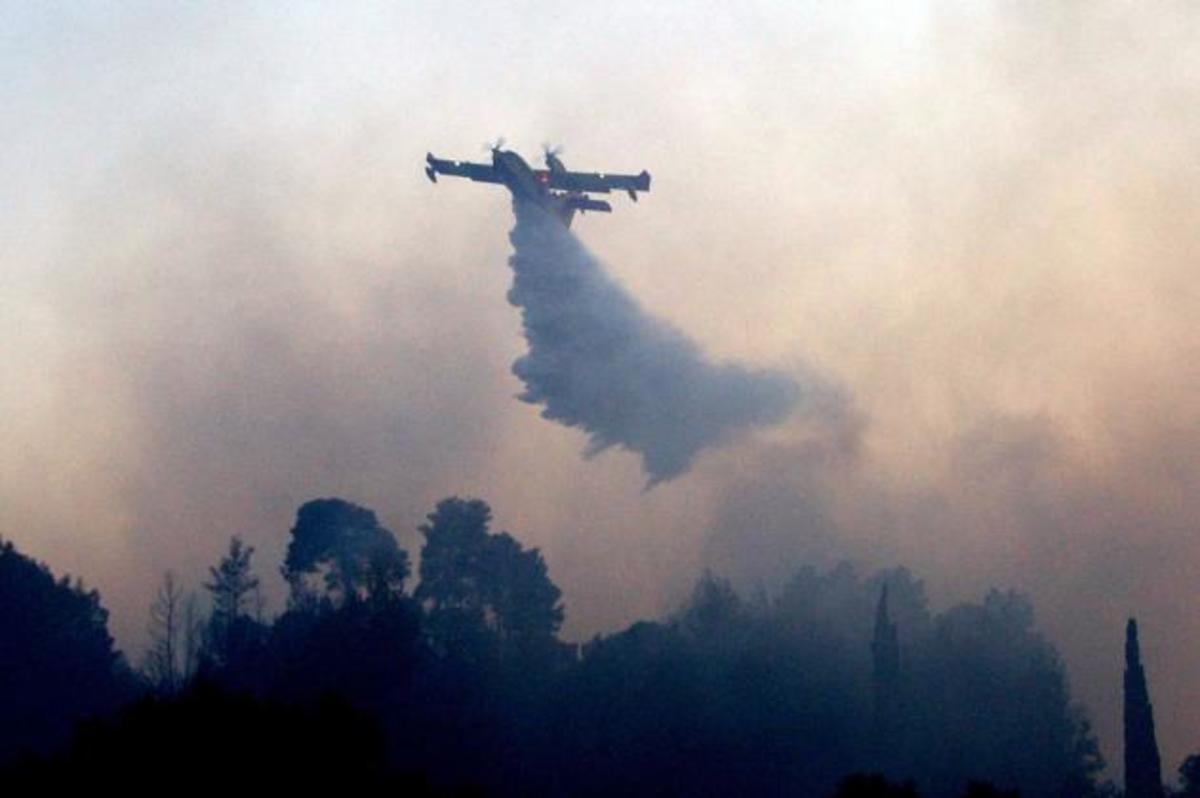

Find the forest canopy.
xmin=0 ymin=498 xmax=1125 ymax=796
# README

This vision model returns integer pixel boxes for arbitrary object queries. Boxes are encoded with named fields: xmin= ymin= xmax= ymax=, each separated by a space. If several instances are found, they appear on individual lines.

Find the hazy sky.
xmin=4 ymin=1 xmax=1200 ymax=779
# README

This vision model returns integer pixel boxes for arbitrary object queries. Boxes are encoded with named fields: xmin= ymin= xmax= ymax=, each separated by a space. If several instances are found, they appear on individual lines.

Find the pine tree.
xmin=203 ymin=537 xmax=261 ymax=671
xmin=205 ymin=537 xmax=259 ymax=620
xmin=416 ymin=497 xmax=563 ymax=664
xmin=282 ymin=499 xmax=408 ymax=606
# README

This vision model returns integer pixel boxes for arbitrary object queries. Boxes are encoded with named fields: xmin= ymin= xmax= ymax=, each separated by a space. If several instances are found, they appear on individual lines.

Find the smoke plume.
xmin=505 ymin=197 xmax=804 ymax=485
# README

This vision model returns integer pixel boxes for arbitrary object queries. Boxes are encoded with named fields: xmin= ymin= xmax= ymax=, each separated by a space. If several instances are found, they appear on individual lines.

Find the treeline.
xmin=0 ymin=494 xmax=1185 ymax=796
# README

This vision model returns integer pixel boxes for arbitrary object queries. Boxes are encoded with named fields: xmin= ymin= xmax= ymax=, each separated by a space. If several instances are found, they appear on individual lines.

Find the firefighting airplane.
xmin=424 ymin=140 xmax=651 ymax=228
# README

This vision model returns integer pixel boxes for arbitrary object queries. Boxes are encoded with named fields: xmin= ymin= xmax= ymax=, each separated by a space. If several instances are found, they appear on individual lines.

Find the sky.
xmin=4 ymin=1 xmax=1200 ymax=779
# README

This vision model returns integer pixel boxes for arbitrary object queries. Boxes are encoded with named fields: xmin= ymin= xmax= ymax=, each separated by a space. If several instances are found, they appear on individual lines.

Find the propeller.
xmin=542 ymin=142 xmax=565 ymax=169
xmin=542 ymin=142 xmax=565 ymax=163
xmin=483 ymin=136 xmax=506 ymax=153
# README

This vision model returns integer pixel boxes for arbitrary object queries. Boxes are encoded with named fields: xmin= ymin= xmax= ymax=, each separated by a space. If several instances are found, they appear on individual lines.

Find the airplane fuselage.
xmin=490 ymin=150 xmax=595 ymax=225
xmin=492 ymin=150 xmax=552 ymax=200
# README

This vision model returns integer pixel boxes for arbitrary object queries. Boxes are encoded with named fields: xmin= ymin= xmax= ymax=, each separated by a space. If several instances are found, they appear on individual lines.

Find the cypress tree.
xmin=871 ymin=585 xmax=901 ymax=761
xmin=1124 ymin=618 xmax=1164 ymax=798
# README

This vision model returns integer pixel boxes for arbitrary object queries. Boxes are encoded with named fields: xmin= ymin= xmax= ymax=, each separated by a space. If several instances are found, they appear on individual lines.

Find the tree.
xmin=915 ymin=590 xmax=1103 ymax=798
xmin=484 ymin=531 xmax=564 ymax=659
xmin=203 ymin=536 xmax=264 ymax=672
xmin=206 ymin=536 xmax=260 ymax=620
xmin=1124 ymin=618 xmax=1165 ymax=798
xmin=679 ymin=570 xmax=744 ymax=636
xmin=871 ymin=585 xmax=902 ymax=768
xmin=282 ymin=498 xmax=409 ymax=607
xmin=144 ymin=571 xmax=185 ymax=694
xmin=0 ymin=538 xmax=127 ymax=763
xmin=416 ymin=497 xmax=492 ymax=618
xmin=269 ymin=500 xmax=420 ymax=705
xmin=1178 ymin=754 xmax=1200 ymax=798
xmin=416 ymin=497 xmax=498 ymax=662
xmin=416 ymin=497 xmax=564 ymax=664
xmin=182 ymin=593 xmax=204 ymax=682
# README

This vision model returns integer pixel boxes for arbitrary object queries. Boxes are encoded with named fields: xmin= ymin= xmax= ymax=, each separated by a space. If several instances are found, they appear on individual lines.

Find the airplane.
xmin=425 ymin=140 xmax=651 ymax=228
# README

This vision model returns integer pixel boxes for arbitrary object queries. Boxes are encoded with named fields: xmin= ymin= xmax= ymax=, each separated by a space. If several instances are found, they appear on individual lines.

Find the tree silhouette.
xmin=679 ymin=569 xmax=744 ymax=635
xmin=914 ymin=590 xmax=1102 ymax=798
xmin=416 ymin=499 xmax=491 ymax=610
xmin=206 ymin=536 xmax=259 ymax=621
xmin=282 ymin=498 xmax=409 ymax=606
xmin=871 ymin=584 xmax=902 ymax=767
xmin=0 ymin=511 xmax=1113 ymax=798
xmin=1124 ymin=619 xmax=1164 ymax=798
xmin=483 ymin=531 xmax=564 ymax=662
xmin=1178 ymin=754 xmax=1200 ymax=798
xmin=0 ymin=538 xmax=127 ymax=764
xmin=201 ymin=536 xmax=265 ymax=678
xmin=416 ymin=497 xmax=563 ymax=665
xmin=262 ymin=499 xmax=422 ymax=709
xmin=143 ymin=571 xmax=185 ymax=694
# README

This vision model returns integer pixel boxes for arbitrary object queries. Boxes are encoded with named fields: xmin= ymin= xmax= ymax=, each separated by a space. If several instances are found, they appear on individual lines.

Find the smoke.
xmin=505 ymin=197 xmax=808 ymax=485
xmin=10 ymin=2 xmax=1200 ymax=779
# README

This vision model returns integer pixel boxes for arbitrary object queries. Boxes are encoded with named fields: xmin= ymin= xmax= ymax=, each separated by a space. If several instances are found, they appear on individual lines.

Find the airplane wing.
xmin=544 ymin=169 xmax=651 ymax=194
xmin=425 ymin=154 xmax=503 ymax=184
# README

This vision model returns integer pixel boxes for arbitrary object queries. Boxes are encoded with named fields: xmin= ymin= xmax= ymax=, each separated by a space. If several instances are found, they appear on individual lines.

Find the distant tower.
xmin=871 ymin=585 xmax=901 ymax=758
xmin=1124 ymin=618 xmax=1164 ymax=798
